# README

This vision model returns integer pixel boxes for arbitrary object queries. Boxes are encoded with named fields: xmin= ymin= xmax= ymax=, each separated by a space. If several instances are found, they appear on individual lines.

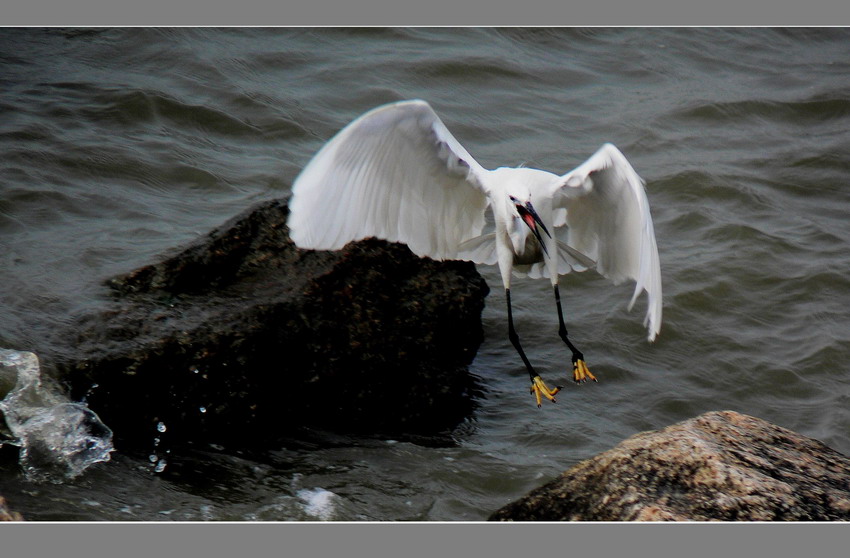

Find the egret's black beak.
xmin=516 ymin=202 xmax=551 ymax=255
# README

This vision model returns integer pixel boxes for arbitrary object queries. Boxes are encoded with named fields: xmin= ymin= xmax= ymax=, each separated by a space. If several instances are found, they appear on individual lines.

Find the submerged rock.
xmin=62 ymin=200 xmax=488 ymax=449
xmin=490 ymin=411 xmax=850 ymax=521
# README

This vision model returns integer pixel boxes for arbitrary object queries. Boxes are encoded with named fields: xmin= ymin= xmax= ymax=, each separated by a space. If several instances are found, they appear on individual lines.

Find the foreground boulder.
xmin=0 ymin=496 xmax=22 ymax=521
xmin=490 ymin=411 xmax=850 ymax=521
xmin=60 ymin=200 xmax=488 ymax=449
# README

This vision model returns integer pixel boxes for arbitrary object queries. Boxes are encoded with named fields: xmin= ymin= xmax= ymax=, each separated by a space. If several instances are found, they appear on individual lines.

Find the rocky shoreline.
xmin=490 ymin=410 xmax=850 ymax=521
xmin=55 ymin=199 xmax=489 ymax=450
xmin=5 ymin=410 xmax=850 ymax=521
xmin=5 ymin=200 xmax=850 ymax=522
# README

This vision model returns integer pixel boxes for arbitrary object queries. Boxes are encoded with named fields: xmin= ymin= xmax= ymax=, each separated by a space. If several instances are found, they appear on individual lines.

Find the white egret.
xmin=287 ymin=99 xmax=661 ymax=407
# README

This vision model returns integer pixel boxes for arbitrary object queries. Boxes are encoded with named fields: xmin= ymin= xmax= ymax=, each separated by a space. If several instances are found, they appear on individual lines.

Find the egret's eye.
xmin=509 ymin=195 xmax=518 ymax=203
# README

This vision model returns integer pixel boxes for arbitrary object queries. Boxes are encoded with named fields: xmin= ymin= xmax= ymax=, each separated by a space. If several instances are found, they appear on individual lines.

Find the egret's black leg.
xmin=506 ymin=288 xmax=561 ymax=406
xmin=553 ymin=284 xmax=581 ymax=357
xmin=506 ymin=288 xmax=535 ymax=381
xmin=553 ymin=284 xmax=597 ymax=383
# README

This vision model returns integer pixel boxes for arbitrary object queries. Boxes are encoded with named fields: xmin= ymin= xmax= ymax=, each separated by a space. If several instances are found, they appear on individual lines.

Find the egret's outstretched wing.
xmin=288 ymin=100 xmax=491 ymax=260
xmin=551 ymin=143 xmax=662 ymax=340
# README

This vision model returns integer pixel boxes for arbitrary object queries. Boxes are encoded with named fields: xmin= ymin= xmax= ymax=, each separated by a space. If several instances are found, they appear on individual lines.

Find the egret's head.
xmin=509 ymin=193 xmax=550 ymax=239
xmin=507 ymin=192 xmax=551 ymax=257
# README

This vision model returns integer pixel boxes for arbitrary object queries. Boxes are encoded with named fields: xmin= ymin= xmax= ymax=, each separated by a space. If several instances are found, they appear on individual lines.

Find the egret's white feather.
xmin=288 ymin=100 xmax=490 ymax=260
xmin=552 ymin=207 xmax=568 ymax=227
xmin=457 ymin=233 xmax=499 ymax=266
xmin=287 ymin=101 xmax=662 ymax=342
xmin=551 ymin=143 xmax=662 ymax=340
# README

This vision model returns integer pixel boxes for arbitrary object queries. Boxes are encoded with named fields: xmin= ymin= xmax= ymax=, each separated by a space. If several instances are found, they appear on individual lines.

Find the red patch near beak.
xmin=521 ymin=211 xmax=537 ymax=231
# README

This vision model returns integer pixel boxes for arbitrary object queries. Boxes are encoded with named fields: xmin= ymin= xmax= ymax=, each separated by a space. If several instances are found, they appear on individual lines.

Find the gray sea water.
xmin=1 ymin=27 xmax=849 ymax=521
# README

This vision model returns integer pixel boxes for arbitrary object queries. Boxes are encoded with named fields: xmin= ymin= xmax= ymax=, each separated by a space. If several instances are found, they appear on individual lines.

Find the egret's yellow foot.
xmin=572 ymin=359 xmax=597 ymax=384
xmin=530 ymin=375 xmax=562 ymax=407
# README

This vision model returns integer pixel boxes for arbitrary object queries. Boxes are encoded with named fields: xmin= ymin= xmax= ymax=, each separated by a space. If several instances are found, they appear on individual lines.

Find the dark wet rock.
xmin=60 ymin=199 xmax=488 ymax=450
xmin=0 ymin=496 xmax=23 ymax=521
xmin=490 ymin=411 xmax=850 ymax=521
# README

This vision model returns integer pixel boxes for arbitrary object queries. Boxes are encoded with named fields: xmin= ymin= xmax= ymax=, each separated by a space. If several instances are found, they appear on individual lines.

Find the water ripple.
xmin=675 ymin=96 xmax=850 ymax=126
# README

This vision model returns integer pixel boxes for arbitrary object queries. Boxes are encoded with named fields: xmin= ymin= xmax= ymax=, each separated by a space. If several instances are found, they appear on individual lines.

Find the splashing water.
xmin=0 ymin=348 xmax=114 ymax=483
